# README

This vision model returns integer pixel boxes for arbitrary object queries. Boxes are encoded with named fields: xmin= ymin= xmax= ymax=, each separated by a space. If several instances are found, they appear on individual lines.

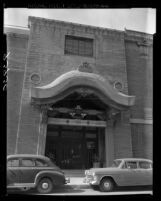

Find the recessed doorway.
xmin=45 ymin=125 xmax=105 ymax=169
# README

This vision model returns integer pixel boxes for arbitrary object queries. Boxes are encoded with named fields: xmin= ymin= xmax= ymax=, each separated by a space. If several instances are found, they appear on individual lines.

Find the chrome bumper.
xmin=83 ymin=177 xmax=98 ymax=185
xmin=65 ymin=177 xmax=70 ymax=184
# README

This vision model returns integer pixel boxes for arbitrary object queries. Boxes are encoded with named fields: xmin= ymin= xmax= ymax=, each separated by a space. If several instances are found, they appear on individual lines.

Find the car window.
xmin=112 ymin=160 xmax=122 ymax=167
xmin=21 ymin=159 xmax=35 ymax=167
xmin=125 ymin=161 xmax=137 ymax=169
xmin=35 ymin=159 xmax=48 ymax=167
xmin=139 ymin=161 xmax=152 ymax=169
xmin=7 ymin=159 xmax=19 ymax=167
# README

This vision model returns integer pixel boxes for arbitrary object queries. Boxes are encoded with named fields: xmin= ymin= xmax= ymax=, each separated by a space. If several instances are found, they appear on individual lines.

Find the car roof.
xmin=7 ymin=154 xmax=50 ymax=161
xmin=115 ymin=158 xmax=152 ymax=162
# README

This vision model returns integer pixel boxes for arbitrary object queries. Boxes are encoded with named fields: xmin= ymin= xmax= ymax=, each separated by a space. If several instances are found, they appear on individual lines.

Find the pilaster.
xmin=37 ymin=105 xmax=48 ymax=155
xmin=105 ymin=119 xmax=115 ymax=167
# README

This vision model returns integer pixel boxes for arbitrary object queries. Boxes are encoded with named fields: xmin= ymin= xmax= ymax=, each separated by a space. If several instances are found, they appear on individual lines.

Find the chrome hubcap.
xmin=42 ymin=182 xmax=49 ymax=189
xmin=104 ymin=182 xmax=110 ymax=189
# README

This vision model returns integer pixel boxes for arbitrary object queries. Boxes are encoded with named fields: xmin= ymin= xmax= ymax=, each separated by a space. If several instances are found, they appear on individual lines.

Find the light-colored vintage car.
xmin=83 ymin=158 xmax=152 ymax=192
xmin=7 ymin=154 xmax=70 ymax=193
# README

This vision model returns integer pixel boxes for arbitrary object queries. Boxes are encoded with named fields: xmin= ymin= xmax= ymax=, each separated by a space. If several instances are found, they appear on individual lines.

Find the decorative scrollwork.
xmin=114 ymin=81 xmax=123 ymax=91
xmin=30 ymin=73 xmax=41 ymax=84
xmin=78 ymin=62 xmax=93 ymax=73
xmin=69 ymin=105 xmax=87 ymax=119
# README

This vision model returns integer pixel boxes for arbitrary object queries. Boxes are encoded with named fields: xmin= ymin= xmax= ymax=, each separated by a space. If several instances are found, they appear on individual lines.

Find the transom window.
xmin=65 ymin=35 xmax=93 ymax=57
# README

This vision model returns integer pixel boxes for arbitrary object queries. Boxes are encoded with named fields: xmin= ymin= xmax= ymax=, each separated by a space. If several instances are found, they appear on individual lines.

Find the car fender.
xmin=34 ymin=170 xmax=65 ymax=185
xmin=98 ymin=174 xmax=118 ymax=186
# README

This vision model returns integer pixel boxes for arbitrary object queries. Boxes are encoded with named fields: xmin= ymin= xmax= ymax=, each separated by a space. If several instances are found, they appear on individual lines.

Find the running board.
xmin=7 ymin=183 xmax=35 ymax=188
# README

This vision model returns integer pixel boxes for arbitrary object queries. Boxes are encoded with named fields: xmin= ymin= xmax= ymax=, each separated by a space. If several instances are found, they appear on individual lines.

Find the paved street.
xmin=7 ymin=177 xmax=152 ymax=196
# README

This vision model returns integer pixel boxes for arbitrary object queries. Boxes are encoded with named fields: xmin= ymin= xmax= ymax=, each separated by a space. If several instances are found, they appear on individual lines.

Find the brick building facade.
xmin=5 ymin=16 xmax=153 ymax=169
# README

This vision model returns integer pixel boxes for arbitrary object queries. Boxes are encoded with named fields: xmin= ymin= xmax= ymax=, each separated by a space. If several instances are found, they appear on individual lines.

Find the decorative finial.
xmin=78 ymin=62 xmax=93 ymax=73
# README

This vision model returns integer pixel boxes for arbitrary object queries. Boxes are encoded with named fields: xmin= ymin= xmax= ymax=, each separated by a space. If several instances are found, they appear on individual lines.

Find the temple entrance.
xmin=44 ymin=88 xmax=108 ymax=169
xmin=31 ymin=69 xmax=135 ymax=168
xmin=45 ymin=125 xmax=104 ymax=169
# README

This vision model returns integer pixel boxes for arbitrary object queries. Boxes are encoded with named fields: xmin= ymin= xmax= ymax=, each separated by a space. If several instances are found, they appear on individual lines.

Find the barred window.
xmin=65 ymin=35 xmax=93 ymax=57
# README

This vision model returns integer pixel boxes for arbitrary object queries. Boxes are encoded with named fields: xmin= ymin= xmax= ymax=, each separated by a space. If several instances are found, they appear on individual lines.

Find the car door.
xmin=7 ymin=158 xmax=20 ymax=185
xmin=119 ymin=161 xmax=140 ymax=186
xmin=137 ymin=161 xmax=152 ymax=185
xmin=19 ymin=158 xmax=36 ymax=184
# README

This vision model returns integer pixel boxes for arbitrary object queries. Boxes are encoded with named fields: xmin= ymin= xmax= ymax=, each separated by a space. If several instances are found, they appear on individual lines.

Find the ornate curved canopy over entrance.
xmin=30 ymin=66 xmax=135 ymax=168
xmin=31 ymin=69 xmax=135 ymax=110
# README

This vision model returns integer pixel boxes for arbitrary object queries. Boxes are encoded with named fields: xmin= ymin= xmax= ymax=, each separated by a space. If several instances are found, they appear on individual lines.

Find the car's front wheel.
xmin=37 ymin=178 xmax=53 ymax=194
xmin=99 ymin=178 xmax=115 ymax=192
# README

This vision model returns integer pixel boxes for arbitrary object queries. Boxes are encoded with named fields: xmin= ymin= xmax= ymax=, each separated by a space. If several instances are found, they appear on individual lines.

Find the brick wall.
xmin=27 ymin=17 xmax=128 ymax=94
xmin=7 ymin=33 xmax=28 ymax=154
xmin=14 ymin=17 xmax=131 ymax=154
xmin=125 ymin=32 xmax=153 ymax=118
xmin=125 ymin=30 xmax=153 ymax=159
xmin=6 ymin=18 xmax=153 ymax=159
xmin=113 ymin=112 xmax=133 ymax=159
xmin=131 ymin=124 xmax=153 ymax=159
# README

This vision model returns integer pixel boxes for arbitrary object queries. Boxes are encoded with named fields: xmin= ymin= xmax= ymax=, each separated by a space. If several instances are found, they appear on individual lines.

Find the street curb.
xmin=67 ymin=184 xmax=91 ymax=189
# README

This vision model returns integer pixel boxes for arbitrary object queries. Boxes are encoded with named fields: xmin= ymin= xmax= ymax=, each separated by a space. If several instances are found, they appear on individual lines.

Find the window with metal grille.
xmin=65 ymin=35 xmax=93 ymax=57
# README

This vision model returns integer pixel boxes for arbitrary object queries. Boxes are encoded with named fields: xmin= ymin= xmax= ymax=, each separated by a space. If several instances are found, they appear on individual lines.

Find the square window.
xmin=65 ymin=35 xmax=93 ymax=57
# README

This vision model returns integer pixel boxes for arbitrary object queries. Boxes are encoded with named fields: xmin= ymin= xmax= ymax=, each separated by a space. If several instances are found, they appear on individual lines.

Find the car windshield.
xmin=112 ymin=160 xmax=122 ymax=167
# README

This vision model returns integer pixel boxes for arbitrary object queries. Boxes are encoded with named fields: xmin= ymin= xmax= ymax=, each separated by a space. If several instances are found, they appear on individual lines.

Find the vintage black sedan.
xmin=83 ymin=158 xmax=152 ymax=192
xmin=7 ymin=154 xmax=70 ymax=193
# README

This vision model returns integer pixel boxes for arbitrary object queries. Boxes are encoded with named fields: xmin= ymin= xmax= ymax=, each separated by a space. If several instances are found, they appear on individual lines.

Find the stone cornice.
xmin=125 ymin=29 xmax=153 ymax=44
xmin=28 ymin=16 xmax=153 ymax=44
xmin=4 ymin=26 xmax=29 ymax=34
xmin=5 ymin=32 xmax=29 ymax=39
xmin=4 ymin=26 xmax=29 ymax=39
xmin=28 ymin=16 xmax=125 ymax=38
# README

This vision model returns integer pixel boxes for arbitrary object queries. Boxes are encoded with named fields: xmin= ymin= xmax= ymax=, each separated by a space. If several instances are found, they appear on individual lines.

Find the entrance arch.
xmin=31 ymin=70 xmax=135 ymax=109
xmin=31 ymin=69 xmax=135 ymax=168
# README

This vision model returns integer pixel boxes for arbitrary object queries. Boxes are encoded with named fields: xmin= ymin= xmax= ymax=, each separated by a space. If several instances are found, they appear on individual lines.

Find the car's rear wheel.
xmin=37 ymin=178 xmax=53 ymax=194
xmin=99 ymin=178 xmax=115 ymax=192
